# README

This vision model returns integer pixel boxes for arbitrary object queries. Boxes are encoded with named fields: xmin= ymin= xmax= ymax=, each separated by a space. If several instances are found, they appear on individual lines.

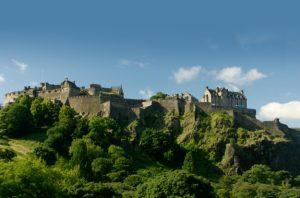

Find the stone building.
xmin=200 ymin=86 xmax=247 ymax=109
xmin=4 ymin=80 xmax=256 ymax=121
xmin=4 ymin=78 xmax=143 ymax=122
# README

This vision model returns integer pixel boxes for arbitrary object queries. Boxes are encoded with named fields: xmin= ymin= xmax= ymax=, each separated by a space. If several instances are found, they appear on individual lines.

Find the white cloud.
xmin=12 ymin=59 xmax=28 ymax=72
xmin=259 ymin=101 xmax=300 ymax=120
xmin=214 ymin=66 xmax=266 ymax=88
xmin=119 ymin=59 xmax=147 ymax=68
xmin=173 ymin=66 xmax=202 ymax=84
xmin=139 ymin=88 xmax=153 ymax=99
xmin=0 ymin=74 xmax=5 ymax=83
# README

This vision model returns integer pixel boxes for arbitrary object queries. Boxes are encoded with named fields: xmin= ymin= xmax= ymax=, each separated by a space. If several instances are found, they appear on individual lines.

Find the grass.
xmin=0 ymin=131 xmax=47 ymax=156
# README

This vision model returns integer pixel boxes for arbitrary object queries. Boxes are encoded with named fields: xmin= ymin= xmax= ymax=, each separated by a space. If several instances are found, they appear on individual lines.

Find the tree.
xmin=45 ymin=105 xmax=77 ymax=155
xmin=58 ymin=105 xmax=77 ymax=130
xmin=45 ymin=125 xmax=69 ymax=155
xmin=150 ymin=92 xmax=167 ymax=100
xmin=0 ymin=103 xmax=33 ymax=137
xmin=0 ymin=157 xmax=64 ymax=197
xmin=87 ymin=116 xmax=122 ymax=148
xmin=73 ymin=117 xmax=89 ymax=138
xmin=33 ymin=146 xmax=56 ymax=165
xmin=31 ymin=98 xmax=61 ymax=127
xmin=69 ymin=139 xmax=90 ymax=177
xmin=136 ymin=170 xmax=215 ymax=198
xmin=139 ymin=128 xmax=173 ymax=161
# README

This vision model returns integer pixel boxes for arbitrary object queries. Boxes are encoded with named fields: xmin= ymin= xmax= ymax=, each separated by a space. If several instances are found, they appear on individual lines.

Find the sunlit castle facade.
xmin=200 ymin=86 xmax=247 ymax=109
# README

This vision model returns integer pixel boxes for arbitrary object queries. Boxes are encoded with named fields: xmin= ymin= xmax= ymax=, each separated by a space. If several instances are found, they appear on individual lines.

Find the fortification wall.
xmin=4 ymin=90 xmax=36 ymax=105
xmin=99 ymin=93 xmax=124 ymax=104
xmin=68 ymin=95 xmax=103 ymax=116
xmin=155 ymin=98 xmax=182 ymax=116
xmin=198 ymin=102 xmax=256 ymax=117
xmin=37 ymin=89 xmax=62 ymax=101
xmin=125 ymin=99 xmax=144 ymax=108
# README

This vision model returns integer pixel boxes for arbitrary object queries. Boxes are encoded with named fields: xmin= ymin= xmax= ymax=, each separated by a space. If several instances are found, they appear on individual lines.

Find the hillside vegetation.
xmin=0 ymin=95 xmax=300 ymax=197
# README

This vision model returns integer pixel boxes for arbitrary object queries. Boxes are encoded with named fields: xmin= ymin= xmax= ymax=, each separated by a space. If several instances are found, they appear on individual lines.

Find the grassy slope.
xmin=0 ymin=131 xmax=47 ymax=155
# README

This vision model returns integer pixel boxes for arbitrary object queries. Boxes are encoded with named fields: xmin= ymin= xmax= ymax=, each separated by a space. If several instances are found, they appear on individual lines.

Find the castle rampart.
xmin=3 ymin=80 xmax=257 ymax=123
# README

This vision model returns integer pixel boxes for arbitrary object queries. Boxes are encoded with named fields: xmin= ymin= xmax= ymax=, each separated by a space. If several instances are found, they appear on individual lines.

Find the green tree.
xmin=87 ymin=116 xmax=121 ymax=148
xmin=139 ymin=128 xmax=173 ymax=161
xmin=150 ymin=92 xmax=167 ymax=100
xmin=33 ymin=146 xmax=56 ymax=165
xmin=136 ymin=170 xmax=215 ymax=198
xmin=0 ymin=157 xmax=64 ymax=197
xmin=69 ymin=139 xmax=90 ymax=177
xmin=73 ymin=117 xmax=89 ymax=138
xmin=31 ymin=98 xmax=61 ymax=127
xmin=0 ymin=103 xmax=33 ymax=137
xmin=45 ymin=105 xmax=77 ymax=155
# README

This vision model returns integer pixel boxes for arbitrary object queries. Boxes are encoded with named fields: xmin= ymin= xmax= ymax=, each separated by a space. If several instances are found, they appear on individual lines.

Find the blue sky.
xmin=0 ymin=1 xmax=300 ymax=127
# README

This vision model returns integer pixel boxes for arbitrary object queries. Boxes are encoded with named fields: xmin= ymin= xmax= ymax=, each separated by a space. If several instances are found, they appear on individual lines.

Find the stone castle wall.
xmin=37 ymin=89 xmax=62 ymax=101
xmin=198 ymin=102 xmax=256 ymax=118
xmin=68 ymin=95 xmax=104 ymax=116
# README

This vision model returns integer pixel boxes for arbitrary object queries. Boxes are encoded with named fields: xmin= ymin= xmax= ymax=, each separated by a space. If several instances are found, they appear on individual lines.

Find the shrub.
xmin=0 ymin=148 xmax=16 ymax=161
xmin=113 ymin=156 xmax=133 ymax=172
xmin=124 ymin=175 xmax=143 ymax=187
xmin=91 ymin=157 xmax=113 ymax=180
xmin=33 ymin=146 xmax=56 ymax=165
xmin=136 ymin=170 xmax=215 ymax=198
xmin=211 ymin=112 xmax=234 ymax=129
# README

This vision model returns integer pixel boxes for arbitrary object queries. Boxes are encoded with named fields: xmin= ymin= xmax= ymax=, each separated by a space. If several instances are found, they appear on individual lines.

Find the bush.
xmin=91 ymin=157 xmax=113 ymax=180
xmin=113 ymin=156 xmax=133 ymax=172
xmin=211 ymin=112 xmax=234 ymax=129
xmin=0 ymin=148 xmax=16 ymax=161
xmin=108 ymin=145 xmax=126 ymax=160
xmin=124 ymin=175 xmax=143 ymax=187
xmin=67 ymin=182 xmax=120 ymax=198
xmin=107 ymin=170 xmax=128 ymax=182
xmin=182 ymin=149 xmax=220 ymax=178
xmin=33 ymin=146 xmax=56 ymax=165
xmin=240 ymin=164 xmax=288 ymax=185
xmin=136 ymin=170 xmax=215 ymax=198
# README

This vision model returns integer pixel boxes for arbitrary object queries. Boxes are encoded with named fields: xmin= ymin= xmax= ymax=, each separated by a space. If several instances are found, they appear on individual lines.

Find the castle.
xmin=3 ymin=79 xmax=256 ymax=122
xmin=200 ymin=86 xmax=247 ymax=109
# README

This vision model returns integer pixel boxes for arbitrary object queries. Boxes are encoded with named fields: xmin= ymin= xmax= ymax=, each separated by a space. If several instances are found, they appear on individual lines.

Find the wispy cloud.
xmin=119 ymin=59 xmax=148 ymax=68
xmin=12 ymin=59 xmax=28 ymax=72
xmin=237 ymin=35 xmax=273 ymax=48
xmin=258 ymin=101 xmax=300 ymax=120
xmin=0 ymin=74 xmax=5 ymax=83
xmin=173 ymin=66 xmax=202 ymax=84
xmin=212 ymin=66 xmax=266 ymax=90
xmin=139 ymin=88 xmax=153 ymax=99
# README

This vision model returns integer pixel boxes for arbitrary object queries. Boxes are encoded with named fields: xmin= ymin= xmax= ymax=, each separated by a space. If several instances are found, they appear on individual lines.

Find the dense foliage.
xmin=0 ymin=96 xmax=300 ymax=197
